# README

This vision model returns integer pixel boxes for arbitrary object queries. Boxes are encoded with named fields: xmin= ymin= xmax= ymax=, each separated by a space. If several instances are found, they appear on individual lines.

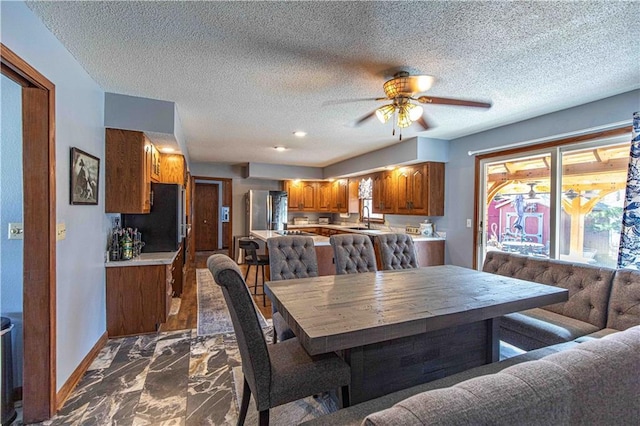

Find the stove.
xmin=276 ymin=230 xmax=317 ymax=236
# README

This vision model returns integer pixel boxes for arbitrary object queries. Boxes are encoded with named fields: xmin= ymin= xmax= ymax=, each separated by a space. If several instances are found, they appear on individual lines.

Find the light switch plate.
xmin=56 ymin=223 xmax=66 ymax=241
xmin=8 ymin=223 xmax=24 ymax=240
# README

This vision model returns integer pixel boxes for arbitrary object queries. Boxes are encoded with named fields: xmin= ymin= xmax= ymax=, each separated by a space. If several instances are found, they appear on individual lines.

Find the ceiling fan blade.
xmin=323 ymin=97 xmax=387 ymax=106
xmin=351 ymin=110 xmax=377 ymax=127
xmin=416 ymin=96 xmax=492 ymax=108
xmin=414 ymin=114 xmax=433 ymax=131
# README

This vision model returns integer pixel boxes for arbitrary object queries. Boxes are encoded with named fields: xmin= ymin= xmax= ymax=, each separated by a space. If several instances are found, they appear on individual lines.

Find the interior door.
xmin=195 ymin=183 xmax=219 ymax=251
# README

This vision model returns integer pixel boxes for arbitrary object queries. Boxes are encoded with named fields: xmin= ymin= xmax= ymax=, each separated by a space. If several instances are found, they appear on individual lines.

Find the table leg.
xmin=486 ymin=318 xmax=500 ymax=363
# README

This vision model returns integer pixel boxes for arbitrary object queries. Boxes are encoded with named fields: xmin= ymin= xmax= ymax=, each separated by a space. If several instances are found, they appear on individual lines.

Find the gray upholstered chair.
xmin=267 ymin=236 xmax=318 ymax=344
xmin=374 ymin=233 xmax=419 ymax=270
xmin=330 ymin=234 xmax=377 ymax=275
xmin=207 ymin=254 xmax=350 ymax=426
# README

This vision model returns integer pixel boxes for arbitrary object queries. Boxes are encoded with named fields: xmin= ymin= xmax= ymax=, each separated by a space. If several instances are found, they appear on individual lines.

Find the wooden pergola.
xmin=486 ymin=143 xmax=629 ymax=255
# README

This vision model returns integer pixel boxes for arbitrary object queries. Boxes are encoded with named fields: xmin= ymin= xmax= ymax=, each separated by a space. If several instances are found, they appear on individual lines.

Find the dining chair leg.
xmin=261 ymin=265 xmax=266 ymax=306
xmin=341 ymin=384 xmax=351 ymax=408
xmin=244 ymin=266 xmax=250 ymax=281
xmin=254 ymin=266 xmax=259 ymax=294
xmin=237 ymin=378 xmax=251 ymax=426
xmin=259 ymin=410 xmax=269 ymax=426
xmin=272 ymin=331 xmax=277 ymax=344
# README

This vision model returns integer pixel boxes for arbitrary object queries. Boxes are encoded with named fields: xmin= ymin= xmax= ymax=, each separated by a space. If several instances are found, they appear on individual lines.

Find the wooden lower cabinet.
xmin=414 ymin=240 xmax=445 ymax=266
xmin=106 ymin=250 xmax=183 ymax=338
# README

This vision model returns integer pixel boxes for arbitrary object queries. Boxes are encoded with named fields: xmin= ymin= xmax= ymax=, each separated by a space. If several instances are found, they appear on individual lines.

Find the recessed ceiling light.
xmin=274 ymin=146 xmax=287 ymax=151
xmin=161 ymin=147 xmax=175 ymax=153
xmin=293 ymin=131 xmax=307 ymax=138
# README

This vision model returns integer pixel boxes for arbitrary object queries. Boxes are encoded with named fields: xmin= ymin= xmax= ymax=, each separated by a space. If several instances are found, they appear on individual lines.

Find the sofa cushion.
xmin=483 ymin=251 xmax=614 ymax=328
xmin=573 ymin=327 xmax=620 ymax=342
xmin=300 ymin=342 xmax=578 ymax=426
xmin=500 ymin=307 xmax=600 ymax=350
xmin=606 ymin=268 xmax=640 ymax=330
xmin=363 ymin=326 xmax=640 ymax=426
xmin=364 ymin=356 xmax=574 ymax=425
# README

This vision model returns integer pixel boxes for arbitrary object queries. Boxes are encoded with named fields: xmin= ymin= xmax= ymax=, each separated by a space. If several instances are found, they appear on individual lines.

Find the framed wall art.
xmin=70 ymin=147 xmax=100 ymax=205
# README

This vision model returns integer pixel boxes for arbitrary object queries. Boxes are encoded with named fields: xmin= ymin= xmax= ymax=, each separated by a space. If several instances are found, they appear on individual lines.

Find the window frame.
xmin=473 ymin=127 xmax=631 ymax=269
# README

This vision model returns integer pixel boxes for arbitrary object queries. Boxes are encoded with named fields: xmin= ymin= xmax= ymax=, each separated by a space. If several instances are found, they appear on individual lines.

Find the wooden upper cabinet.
xmin=372 ymin=162 xmax=445 ymax=216
xmin=105 ymin=128 xmax=151 ymax=213
xmin=285 ymin=181 xmax=317 ymax=211
xmin=331 ymin=179 xmax=349 ymax=213
xmin=317 ymin=182 xmax=332 ymax=212
xmin=425 ymin=162 xmax=445 ymax=216
xmin=396 ymin=164 xmax=429 ymax=215
xmin=372 ymin=171 xmax=395 ymax=214
xmin=159 ymin=153 xmax=185 ymax=185
xmin=284 ymin=181 xmax=300 ymax=210
xmin=300 ymin=182 xmax=317 ymax=211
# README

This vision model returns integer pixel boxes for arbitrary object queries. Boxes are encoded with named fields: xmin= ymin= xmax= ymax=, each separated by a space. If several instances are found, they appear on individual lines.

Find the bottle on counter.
xmin=122 ymin=229 xmax=133 ymax=260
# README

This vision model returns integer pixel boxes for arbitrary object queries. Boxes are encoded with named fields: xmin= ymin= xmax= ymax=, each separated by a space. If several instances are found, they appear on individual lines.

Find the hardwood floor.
xmin=160 ymin=251 xmax=272 ymax=333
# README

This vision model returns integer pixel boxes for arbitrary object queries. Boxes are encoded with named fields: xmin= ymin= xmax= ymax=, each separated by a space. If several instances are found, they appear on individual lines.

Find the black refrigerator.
xmin=122 ymin=183 xmax=184 ymax=252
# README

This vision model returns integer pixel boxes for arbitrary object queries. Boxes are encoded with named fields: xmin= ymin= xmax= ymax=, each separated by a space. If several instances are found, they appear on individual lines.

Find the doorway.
xmin=1 ymin=44 xmax=56 ymax=422
xmin=194 ymin=183 xmax=219 ymax=251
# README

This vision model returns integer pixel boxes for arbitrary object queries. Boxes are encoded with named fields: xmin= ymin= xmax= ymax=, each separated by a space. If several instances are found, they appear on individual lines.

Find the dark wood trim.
xmin=473 ymin=156 xmax=481 ymax=270
xmin=56 ymin=332 xmax=107 ymax=409
xmin=473 ymin=125 xmax=631 ymax=269
xmin=1 ymin=43 xmax=57 ymax=422
xmin=475 ymin=127 xmax=631 ymax=161
xmin=192 ymin=176 xmax=233 ymax=254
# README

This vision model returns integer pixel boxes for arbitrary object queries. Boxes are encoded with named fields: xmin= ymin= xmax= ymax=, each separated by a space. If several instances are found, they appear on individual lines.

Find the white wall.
xmin=441 ymin=90 xmax=640 ymax=268
xmin=1 ymin=74 xmax=24 ymax=386
xmin=1 ymin=1 xmax=110 ymax=391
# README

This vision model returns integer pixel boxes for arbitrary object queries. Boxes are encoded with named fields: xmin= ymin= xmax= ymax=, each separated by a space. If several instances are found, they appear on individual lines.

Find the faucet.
xmin=363 ymin=205 xmax=371 ymax=229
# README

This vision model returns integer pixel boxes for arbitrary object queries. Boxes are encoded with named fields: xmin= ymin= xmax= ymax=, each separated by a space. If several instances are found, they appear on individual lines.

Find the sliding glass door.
xmin=478 ymin=135 xmax=629 ymax=268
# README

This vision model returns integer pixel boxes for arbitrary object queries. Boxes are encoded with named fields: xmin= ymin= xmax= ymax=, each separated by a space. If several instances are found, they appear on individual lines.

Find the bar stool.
xmin=238 ymin=238 xmax=269 ymax=306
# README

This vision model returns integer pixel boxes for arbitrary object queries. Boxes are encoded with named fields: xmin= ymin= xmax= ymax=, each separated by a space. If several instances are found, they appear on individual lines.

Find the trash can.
xmin=1 ymin=317 xmax=16 ymax=425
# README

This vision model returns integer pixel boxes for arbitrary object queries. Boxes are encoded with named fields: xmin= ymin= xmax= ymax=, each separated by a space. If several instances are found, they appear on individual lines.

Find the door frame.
xmin=193 ymin=176 xmax=233 ymax=255
xmin=1 ymin=44 xmax=57 ymax=421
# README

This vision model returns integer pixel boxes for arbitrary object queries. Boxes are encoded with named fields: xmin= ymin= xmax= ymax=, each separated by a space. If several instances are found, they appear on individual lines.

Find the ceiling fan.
xmin=334 ymin=71 xmax=492 ymax=139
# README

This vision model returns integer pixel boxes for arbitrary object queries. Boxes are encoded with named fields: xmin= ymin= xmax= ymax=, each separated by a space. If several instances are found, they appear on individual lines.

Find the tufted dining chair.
xmin=267 ymin=236 xmax=319 ymax=344
xmin=374 ymin=233 xmax=419 ymax=270
xmin=330 ymin=233 xmax=377 ymax=275
xmin=207 ymin=254 xmax=350 ymax=426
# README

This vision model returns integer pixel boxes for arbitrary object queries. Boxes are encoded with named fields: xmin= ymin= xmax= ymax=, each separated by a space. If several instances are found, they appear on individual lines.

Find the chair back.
xmin=207 ymin=254 xmax=271 ymax=410
xmin=374 ymin=233 xmax=418 ymax=270
xmin=239 ymin=239 xmax=259 ymax=263
xmin=267 ymin=236 xmax=318 ymax=281
xmin=330 ymin=233 xmax=377 ymax=275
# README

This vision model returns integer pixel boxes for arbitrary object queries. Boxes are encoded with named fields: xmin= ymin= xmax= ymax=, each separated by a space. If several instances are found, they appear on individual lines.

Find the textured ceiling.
xmin=26 ymin=1 xmax=640 ymax=167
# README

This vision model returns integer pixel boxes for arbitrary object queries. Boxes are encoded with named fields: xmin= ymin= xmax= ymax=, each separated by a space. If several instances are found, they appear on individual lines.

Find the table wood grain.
xmin=266 ymin=265 xmax=568 ymax=403
xmin=266 ymin=265 xmax=568 ymax=356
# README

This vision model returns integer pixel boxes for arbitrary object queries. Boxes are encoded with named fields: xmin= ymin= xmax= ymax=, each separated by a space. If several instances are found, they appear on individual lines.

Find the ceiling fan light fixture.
xmin=406 ymin=103 xmax=423 ymax=121
xmin=397 ymin=106 xmax=412 ymax=128
xmin=375 ymin=104 xmax=395 ymax=123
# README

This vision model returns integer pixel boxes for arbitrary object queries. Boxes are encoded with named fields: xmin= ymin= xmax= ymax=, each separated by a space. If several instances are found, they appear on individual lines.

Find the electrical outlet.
xmin=466 ymin=219 xmax=472 ymax=228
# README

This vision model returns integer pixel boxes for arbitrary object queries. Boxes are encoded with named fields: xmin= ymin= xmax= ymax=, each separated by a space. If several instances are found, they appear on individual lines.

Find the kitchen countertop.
xmin=105 ymin=251 xmax=179 ymax=267
xmin=250 ymin=224 xmax=445 ymax=246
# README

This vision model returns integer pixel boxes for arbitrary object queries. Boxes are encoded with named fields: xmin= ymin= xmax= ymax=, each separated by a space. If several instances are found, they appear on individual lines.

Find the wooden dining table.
xmin=265 ymin=265 xmax=568 ymax=404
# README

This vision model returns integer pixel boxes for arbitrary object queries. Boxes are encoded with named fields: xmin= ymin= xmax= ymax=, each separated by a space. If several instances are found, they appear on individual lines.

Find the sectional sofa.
xmin=482 ymin=251 xmax=640 ymax=349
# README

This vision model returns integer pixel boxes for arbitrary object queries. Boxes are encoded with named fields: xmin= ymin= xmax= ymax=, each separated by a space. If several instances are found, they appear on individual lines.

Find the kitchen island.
xmin=250 ymin=225 xmax=445 ymax=275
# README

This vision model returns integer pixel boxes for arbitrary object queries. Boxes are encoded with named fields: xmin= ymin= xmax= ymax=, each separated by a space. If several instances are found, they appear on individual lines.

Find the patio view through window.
xmin=481 ymin=139 xmax=629 ymax=268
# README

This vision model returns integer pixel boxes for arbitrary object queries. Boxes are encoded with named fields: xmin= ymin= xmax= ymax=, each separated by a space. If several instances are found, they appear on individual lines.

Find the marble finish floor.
xmin=38 ymin=329 xmax=248 ymax=425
